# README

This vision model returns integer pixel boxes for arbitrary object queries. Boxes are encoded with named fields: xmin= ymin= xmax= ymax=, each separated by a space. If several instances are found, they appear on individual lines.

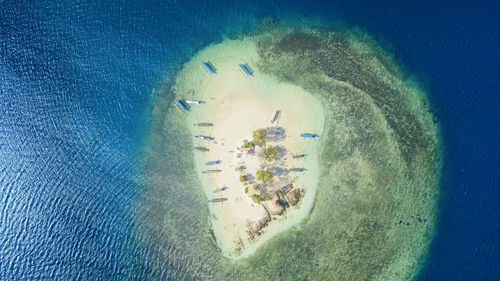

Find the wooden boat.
xmin=293 ymin=154 xmax=306 ymax=159
xmin=193 ymin=122 xmax=213 ymax=127
xmin=195 ymin=135 xmax=214 ymax=141
xmin=193 ymin=146 xmax=209 ymax=152
xmin=208 ymin=198 xmax=228 ymax=203
xmin=290 ymin=168 xmax=306 ymax=172
xmin=202 ymin=169 xmax=222 ymax=174
xmin=206 ymin=160 xmax=221 ymax=166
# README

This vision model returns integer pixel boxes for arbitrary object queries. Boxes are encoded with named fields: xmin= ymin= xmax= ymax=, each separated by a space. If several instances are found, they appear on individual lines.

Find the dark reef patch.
xmin=276 ymin=32 xmax=321 ymax=53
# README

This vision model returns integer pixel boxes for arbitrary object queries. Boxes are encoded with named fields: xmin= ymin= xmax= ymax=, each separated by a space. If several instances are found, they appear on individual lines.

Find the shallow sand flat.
xmin=174 ymin=38 xmax=324 ymax=257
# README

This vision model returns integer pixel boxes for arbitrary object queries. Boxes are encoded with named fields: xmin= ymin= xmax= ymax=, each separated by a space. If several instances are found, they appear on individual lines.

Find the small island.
xmin=173 ymin=38 xmax=324 ymax=257
xmin=155 ymin=25 xmax=440 ymax=279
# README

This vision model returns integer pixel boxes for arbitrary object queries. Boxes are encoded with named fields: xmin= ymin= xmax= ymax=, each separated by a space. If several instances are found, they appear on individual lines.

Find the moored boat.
xmin=238 ymin=63 xmax=253 ymax=77
xmin=193 ymin=122 xmax=213 ymax=127
xmin=300 ymin=133 xmax=319 ymax=138
xmin=293 ymin=154 xmax=306 ymax=159
xmin=208 ymin=198 xmax=228 ymax=203
xmin=201 ymin=61 xmax=216 ymax=75
xmin=195 ymin=135 xmax=214 ymax=141
xmin=290 ymin=168 xmax=306 ymax=172
xmin=202 ymin=169 xmax=222 ymax=174
xmin=206 ymin=160 xmax=221 ymax=166
xmin=186 ymin=100 xmax=205 ymax=104
xmin=193 ymin=146 xmax=209 ymax=152
xmin=174 ymin=99 xmax=189 ymax=112
xmin=213 ymin=186 xmax=228 ymax=193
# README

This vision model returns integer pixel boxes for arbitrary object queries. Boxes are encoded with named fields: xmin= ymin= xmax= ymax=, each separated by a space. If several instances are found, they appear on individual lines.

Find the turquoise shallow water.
xmin=1 ymin=0 xmax=498 ymax=280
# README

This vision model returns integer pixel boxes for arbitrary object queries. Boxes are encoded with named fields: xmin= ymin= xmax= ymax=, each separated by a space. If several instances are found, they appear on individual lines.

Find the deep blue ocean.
xmin=1 ymin=0 xmax=498 ymax=280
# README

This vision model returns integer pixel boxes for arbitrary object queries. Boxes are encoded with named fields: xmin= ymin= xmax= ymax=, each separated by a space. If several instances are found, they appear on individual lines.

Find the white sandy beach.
xmin=174 ymin=38 xmax=325 ymax=258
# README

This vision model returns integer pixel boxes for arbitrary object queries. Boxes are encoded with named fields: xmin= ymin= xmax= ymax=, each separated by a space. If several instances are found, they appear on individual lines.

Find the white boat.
xmin=195 ymin=135 xmax=214 ymax=141
xmin=186 ymin=100 xmax=205 ymax=104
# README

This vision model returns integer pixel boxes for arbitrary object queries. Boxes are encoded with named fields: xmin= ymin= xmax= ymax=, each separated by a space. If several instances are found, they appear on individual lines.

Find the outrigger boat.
xmin=300 ymin=133 xmax=319 ymax=138
xmin=213 ymin=186 xmax=228 ymax=193
xmin=290 ymin=168 xmax=306 ymax=172
xmin=195 ymin=135 xmax=214 ymax=141
xmin=208 ymin=198 xmax=227 ymax=203
xmin=293 ymin=154 xmax=306 ymax=159
xmin=193 ymin=122 xmax=213 ymax=127
xmin=185 ymin=100 xmax=205 ymax=105
xmin=202 ymin=169 xmax=222 ymax=174
xmin=193 ymin=146 xmax=209 ymax=152
xmin=174 ymin=99 xmax=189 ymax=112
xmin=238 ymin=63 xmax=253 ymax=77
xmin=201 ymin=61 xmax=216 ymax=75
xmin=206 ymin=160 xmax=221 ymax=166
xmin=271 ymin=110 xmax=281 ymax=124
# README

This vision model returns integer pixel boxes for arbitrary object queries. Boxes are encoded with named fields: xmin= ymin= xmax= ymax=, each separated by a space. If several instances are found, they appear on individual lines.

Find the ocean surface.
xmin=0 ymin=0 xmax=498 ymax=280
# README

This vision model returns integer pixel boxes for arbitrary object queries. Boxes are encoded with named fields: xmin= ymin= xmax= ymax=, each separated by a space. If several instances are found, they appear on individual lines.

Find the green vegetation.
xmin=251 ymin=194 xmax=261 ymax=203
xmin=244 ymin=187 xmax=248 ymax=193
xmin=256 ymin=170 xmax=273 ymax=182
xmin=240 ymin=175 xmax=247 ymax=182
xmin=252 ymin=128 xmax=267 ymax=146
xmin=252 ymin=183 xmax=259 ymax=191
xmin=264 ymin=146 xmax=278 ymax=162
xmin=242 ymin=141 xmax=255 ymax=149
xmin=251 ymin=194 xmax=269 ymax=202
